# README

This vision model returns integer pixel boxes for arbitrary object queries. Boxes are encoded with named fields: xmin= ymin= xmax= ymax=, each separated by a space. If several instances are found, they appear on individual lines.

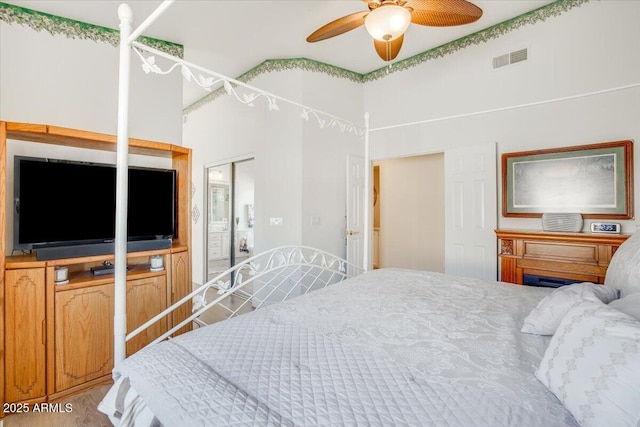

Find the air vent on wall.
xmin=492 ymin=48 xmax=528 ymax=69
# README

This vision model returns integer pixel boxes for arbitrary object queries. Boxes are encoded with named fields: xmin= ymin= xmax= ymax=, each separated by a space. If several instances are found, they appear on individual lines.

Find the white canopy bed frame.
xmin=106 ymin=2 xmax=640 ymax=426
xmin=114 ymin=0 xmax=371 ymax=364
xmin=113 ymin=1 xmax=640 ymax=362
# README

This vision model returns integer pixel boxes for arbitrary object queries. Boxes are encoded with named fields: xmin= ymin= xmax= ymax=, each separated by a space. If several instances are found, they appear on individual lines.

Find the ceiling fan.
xmin=307 ymin=0 xmax=483 ymax=62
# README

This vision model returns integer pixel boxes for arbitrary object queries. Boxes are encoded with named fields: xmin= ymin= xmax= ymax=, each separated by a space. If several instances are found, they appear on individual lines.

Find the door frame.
xmin=367 ymin=146 xmax=497 ymax=277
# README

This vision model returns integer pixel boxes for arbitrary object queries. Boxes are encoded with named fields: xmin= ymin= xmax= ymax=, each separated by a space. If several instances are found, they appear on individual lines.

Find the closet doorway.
xmin=373 ymin=153 xmax=445 ymax=272
xmin=373 ymin=142 xmax=497 ymax=280
xmin=205 ymin=158 xmax=255 ymax=281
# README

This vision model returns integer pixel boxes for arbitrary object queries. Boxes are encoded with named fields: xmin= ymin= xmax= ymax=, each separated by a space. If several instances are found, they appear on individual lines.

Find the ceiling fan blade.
xmin=373 ymin=34 xmax=404 ymax=61
xmin=306 ymin=11 xmax=369 ymax=42
xmin=406 ymin=0 xmax=482 ymax=26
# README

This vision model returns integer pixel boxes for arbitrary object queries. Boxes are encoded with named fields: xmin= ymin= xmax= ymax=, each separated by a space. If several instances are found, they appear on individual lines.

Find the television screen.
xmin=14 ymin=156 xmax=177 ymax=252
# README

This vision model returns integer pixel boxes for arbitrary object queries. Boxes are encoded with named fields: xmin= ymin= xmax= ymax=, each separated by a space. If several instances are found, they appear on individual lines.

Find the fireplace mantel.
xmin=495 ymin=229 xmax=631 ymax=285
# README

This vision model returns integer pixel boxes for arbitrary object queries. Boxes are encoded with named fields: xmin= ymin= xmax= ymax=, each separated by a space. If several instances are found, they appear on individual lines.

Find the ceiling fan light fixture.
xmin=364 ymin=5 xmax=411 ymax=42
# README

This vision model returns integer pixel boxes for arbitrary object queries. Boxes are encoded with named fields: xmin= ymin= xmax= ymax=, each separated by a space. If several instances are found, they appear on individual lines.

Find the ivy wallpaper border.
xmin=0 ymin=0 xmax=590 ymax=114
xmin=183 ymin=57 xmax=364 ymax=115
xmin=0 ymin=2 xmax=183 ymax=58
xmin=184 ymin=0 xmax=590 ymax=114
xmin=363 ymin=0 xmax=591 ymax=81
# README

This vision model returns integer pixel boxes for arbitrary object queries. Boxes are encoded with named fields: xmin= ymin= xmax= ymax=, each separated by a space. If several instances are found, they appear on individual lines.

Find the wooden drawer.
xmin=209 ymin=247 xmax=222 ymax=258
xmin=522 ymin=241 xmax=598 ymax=263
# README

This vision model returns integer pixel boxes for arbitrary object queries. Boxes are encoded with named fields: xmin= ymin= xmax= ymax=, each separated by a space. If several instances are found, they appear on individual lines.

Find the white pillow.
xmin=608 ymin=292 xmax=640 ymax=320
xmin=521 ymin=282 xmax=619 ymax=335
xmin=536 ymin=299 xmax=640 ymax=427
xmin=605 ymin=229 xmax=640 ymax=298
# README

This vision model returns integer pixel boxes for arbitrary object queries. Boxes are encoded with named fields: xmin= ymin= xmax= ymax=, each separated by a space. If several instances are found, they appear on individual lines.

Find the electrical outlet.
xmin=269 ymin=217 xmax=283 ymax=226
xmin=310 ymin=216 xmax=321 ymax=226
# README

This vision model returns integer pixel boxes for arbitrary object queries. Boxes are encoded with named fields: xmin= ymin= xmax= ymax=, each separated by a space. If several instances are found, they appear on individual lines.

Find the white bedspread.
xmin=101 ymin=268 xmax=578 ymax=426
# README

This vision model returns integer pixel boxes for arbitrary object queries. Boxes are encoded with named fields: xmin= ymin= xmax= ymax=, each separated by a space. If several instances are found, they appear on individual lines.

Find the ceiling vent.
xmin=492 ymin=48 xmax=528 ymax=69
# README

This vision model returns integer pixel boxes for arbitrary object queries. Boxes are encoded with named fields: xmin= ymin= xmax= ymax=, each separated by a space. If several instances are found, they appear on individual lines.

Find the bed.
xmin=103 ymin=3 xmax=639 ymax=425
xmin=99 ymin=267 xmax=570 ymax=426
xmin=98 ymin=232 xmax=640 ymax=427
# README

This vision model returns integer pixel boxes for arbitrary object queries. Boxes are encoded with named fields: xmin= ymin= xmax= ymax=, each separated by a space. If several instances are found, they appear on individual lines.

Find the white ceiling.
xmin=8 ymin=0 xmax=555 ymax=108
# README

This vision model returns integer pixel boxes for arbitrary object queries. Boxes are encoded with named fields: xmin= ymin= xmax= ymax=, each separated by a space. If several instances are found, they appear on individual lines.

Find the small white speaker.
xmin=150 ymin=255 xmax=164 ymax=271
xmin=54 ymin=266 xmax=69 ymax=285
xmin=541 ymin=213 xmax=583 ymax=232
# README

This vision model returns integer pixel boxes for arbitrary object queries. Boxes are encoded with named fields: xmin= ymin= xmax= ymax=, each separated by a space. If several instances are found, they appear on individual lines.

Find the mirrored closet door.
xmin=206 ymin=158 xmax=255 ymax=282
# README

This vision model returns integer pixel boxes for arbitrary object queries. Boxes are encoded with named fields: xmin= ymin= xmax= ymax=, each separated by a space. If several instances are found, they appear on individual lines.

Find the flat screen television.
xmin=13 ymin=155 xmax=177 ymax=257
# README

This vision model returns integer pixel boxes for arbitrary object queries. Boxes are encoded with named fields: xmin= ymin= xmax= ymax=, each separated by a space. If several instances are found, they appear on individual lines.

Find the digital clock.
xmin=590 ymin=222 xmax=621 ymax=234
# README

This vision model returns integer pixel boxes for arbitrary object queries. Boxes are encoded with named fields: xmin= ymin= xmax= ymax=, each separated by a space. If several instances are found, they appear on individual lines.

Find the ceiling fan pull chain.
xmin=386 ymin=41 xmax=392 ymax=74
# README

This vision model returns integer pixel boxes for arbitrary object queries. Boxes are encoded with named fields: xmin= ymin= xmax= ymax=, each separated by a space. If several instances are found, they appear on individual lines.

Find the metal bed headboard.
xmin=127 ymin=246 xmax=364 ymax=347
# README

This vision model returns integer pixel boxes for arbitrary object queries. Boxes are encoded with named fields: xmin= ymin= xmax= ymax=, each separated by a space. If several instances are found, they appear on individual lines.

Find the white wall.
xmin=300 ymin=72 xmax=364 ymax=259
xmin=364 ymin=0 xmax=640 ymax=233
xmin=182 ymin=0 xmax=640 ymax=284
xmin=184 ymin=70 xmax=302 ymax=284
xmin=183 ymin=69 xmax=363 ymax=284
xmin=0 ymin=22 xmax=182 ymax=144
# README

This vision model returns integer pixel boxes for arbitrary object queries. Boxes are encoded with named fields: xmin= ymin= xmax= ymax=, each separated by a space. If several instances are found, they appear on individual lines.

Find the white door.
xmin=346 ymin=154 xmax=365 ymax=272
xmin=444 ymin=142 xmax=497 ymax=281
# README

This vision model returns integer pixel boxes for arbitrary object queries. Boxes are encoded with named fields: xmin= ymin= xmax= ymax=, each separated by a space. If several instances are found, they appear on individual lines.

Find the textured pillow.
xmin=605 ymin=229 xmax=640 ymax=298
xmin=536 ymin=299 xmax=640 ymax=427
xmin=521 ymin=282 xmax=619 ymax=335
xmin=609 ymin=292 xmax=640 ymax=320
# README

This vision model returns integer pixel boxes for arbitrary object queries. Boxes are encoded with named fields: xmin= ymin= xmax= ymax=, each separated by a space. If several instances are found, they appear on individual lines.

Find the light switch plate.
xmin=269 ymin=217 xmax=283 ymax=226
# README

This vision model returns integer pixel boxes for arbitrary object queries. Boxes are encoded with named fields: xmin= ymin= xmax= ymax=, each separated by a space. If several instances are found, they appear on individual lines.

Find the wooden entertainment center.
xmin=0 ymin=122 xmax=192 ymax=410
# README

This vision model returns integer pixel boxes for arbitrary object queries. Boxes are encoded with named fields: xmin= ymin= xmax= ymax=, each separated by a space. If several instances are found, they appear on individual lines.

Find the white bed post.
xmin=363 ymin=113 xmax=371 ymax=272
xmin=114 ymin=3 xmax=133 ymax=365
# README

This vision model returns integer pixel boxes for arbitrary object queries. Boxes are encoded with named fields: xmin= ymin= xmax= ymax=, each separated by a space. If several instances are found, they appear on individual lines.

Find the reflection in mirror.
xmin=205 ymin=160 xmax=255 ymax=284
xmin=234 ymin=160 xmax=255 ymax=264
xmin=209 ymin=183 xmax=230 ymax=224
xmin=207 ymin=166 xmax=231 ymax=231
